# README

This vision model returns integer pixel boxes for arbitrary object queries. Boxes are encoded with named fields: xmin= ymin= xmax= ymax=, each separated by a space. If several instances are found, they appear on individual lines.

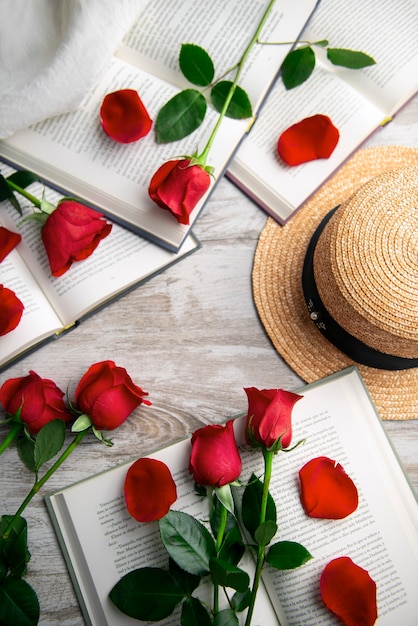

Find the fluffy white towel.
xmin=0 ymin=0 xmax=144 ymax=138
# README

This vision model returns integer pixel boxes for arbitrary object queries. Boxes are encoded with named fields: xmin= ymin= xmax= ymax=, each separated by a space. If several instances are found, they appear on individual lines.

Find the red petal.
xmin=100 ymin=89 xmax=152 ymax=143
xmin=0 ymin=227 xmax=21 ymax=262
xmin=299 ymin=456 xmax=358 ymax=519
xmin=278 ymin=114 xmax=339 ymax=165
xmin=320 ymin=557 xmax=377 ymax=626
xmin=124 ymin=458 xmax=177 ymax=522
xmin=0 ymin=284 xmax=24 ymax=335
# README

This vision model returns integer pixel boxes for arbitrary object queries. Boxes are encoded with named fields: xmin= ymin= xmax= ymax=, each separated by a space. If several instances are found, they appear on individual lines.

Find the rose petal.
xmin=320 ymin=556 xmax=377 ymax=626
xmin=0 ymin=227 xmax=21 ymax=262
xmin=125 ymin=458 xmax=177 ymax=522
xmin=100 ymin=89 xmax=152 ymax=143
xmin=299 ymin=456 xmax=358 ymax=519
xmin=277 ymin=114 xmax=339 ymax=165
xmin=0 ymin=284 xmax=24 ymax=335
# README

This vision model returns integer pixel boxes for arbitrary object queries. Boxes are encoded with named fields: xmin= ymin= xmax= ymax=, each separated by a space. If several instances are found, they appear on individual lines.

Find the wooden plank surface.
xmin=1 ymin=95 xmax=417 ymax=625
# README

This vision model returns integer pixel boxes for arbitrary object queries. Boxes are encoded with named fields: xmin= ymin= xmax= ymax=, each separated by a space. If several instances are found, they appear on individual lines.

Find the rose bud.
xmin=244 ymin=387 xmax=303 ymax=450
xmin=277 ymin=114 xmax=339 ymax=165
xmin=320 ymin=556 xmax=377 ymax=626
xmin=41 ymin=200 xmax=112 ymax=277
xmin=299 ymin=456 xmax=358 ymax=519
xmin=100 ymin=89 xmax=152 ymax=143
xmin=0 ymin=226 xmax=21 ymax=262
xmin=148 ymin=158 xmax=211 ymax=225
xmin=0 ymin=284 xmax=24 ymax=336
xmin=74 ymin=360 xmax=151 ymax=431
xmin=189 ymin=420 xmax=242 ymax=488
xmin=0 ymin=370 xmax=71 ymax=434
xmin=125 ymin=458 xmax=177 ymax=522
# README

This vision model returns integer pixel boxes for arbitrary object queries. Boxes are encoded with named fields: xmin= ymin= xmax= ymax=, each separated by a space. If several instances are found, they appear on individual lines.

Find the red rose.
xmin=0 ymin=370 xmax=71 ymax=434
xmin=299 ymin=456 xmax=358 ymax=519
xmin=277 ymin=114 xmax=339 ymax=166
xmin=74 ymin=360 xmax=151 ymax=431
xmin=148 ymin=159 xmax=211 ymax=225
xmin=41 ymin=200 xmax=112 ymax=277
xmin=124 ymin=458 xmax=177 ymax=522
xmin=0 ymin=284 xmax=24 ymax=336
xmin=100 ymin=89 xmax=152 ymax=143
xmin=0 ymin=226 xmax=21 ymax=262
xmin=244 ymin=387 xmax=303 ymax=450
xmin=189 ymin=420 xmax=242 ymax=488
xmin=320 ymin=557 xmax=377 ymax=626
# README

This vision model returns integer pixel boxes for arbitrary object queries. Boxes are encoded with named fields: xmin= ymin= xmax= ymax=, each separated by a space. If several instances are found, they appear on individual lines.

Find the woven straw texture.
xmin=252 ymin=146 xmax=418 ymax=420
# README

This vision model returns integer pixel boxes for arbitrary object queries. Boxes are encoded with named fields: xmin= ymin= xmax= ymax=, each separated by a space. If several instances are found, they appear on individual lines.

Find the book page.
xmin=0 ymin=57 xmax=246 ymax=251
xmin=232 ymin=369 xmax=418 ymax=625
xmin=118 ymin=0 xmax=318 ymax=110
xmin=301 ymin=0 xmax=418 ymax=113
xmin=47 ymin=439 xmax=279 ymax=626
xmin=228 ymin=64 xmax=384 ymax=221
xmin=0 ymin=246 xmax=62 ymax=369
xmin=0 ymin=165 xmax=198 ymax=327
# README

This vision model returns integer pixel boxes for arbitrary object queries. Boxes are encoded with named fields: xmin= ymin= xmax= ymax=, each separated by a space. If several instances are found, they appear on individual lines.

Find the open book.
xmin=227 ymin=0 xmax=418 ymax=223
xmin=0 ymin=164 xmax=198 ymax=371
xmin=0 ymin=0 xmax=318 ymax=251
xmin=46 ymin=368 xmax=418 ymax=625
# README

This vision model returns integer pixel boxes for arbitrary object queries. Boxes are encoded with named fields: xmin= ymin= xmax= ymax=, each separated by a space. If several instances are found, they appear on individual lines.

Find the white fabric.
xmin=0 ymin=0 xmax=143 ymax=138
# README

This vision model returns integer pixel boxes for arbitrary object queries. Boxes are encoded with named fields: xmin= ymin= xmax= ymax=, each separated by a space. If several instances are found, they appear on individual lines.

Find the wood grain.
xmin=1 ymin=95 xmax=417 ymax=626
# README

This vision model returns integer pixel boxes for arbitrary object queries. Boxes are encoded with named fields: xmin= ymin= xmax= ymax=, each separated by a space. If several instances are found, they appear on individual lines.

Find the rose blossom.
xmin=0 ymin=284 xmax=24 ymax=336
xmin=244 ymin=387 xmax=303 ymax=450
xmin=148 ymin=158 xmax=211 ymax=225
xmin=189 ymin=420 xmax=242 ymax=488
xmin=0 ymin=370 xmax=71 ymax=434
xmin=299 ymin=456 xmax=358 ymax=519
xmin=124 ymin=458 xmax=177 ymax=522
xmin=100 ymin=89 xmax=152 ymax=143
xmin=0 ymin=226 xmax=21 ymax=262
xmin=277 ymin=114 xmax=339 ymax=166
xmin=320 ymin=556 xmax=377 ymax=626
xmin=74 ymin=360 xmax=151 ymax=431
xmin=41 ymin=200 xmax=112 ymax=277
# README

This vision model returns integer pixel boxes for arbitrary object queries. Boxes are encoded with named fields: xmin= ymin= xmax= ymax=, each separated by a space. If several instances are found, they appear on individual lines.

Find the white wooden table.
xmin=1 ymin=95 xmax=417 ymax=625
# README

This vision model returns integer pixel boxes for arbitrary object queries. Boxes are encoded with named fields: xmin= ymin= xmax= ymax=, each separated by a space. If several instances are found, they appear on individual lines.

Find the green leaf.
xmin=210 ymin=81 xmax=252 ymax=119
xmin=254 ymin=519 xmax=277 ymax=547
xmin=155 ymin=89 xmax=207 ymax=143
xmin=218 ymin=525 xmax=245 ymax=566
xmin=210 ymin=491 xmax=237 ymax=539
xmin=215 ymin=484 xmax=235 ymax=516
xmin=179 ymin=44 xmax=215 ymax=86
xmin=71 ymin=414 xmax=91 ymax=433
xmin=0 ymin=172 xmax=22 ymax=214
xmin=210 ymin=557 xmax=249 ymax=592
xmin=109 ymin=567 xmax=184 ymax=621
xmin=266 ymin=540 xmax=313 ymax=570
xmin=0 ymin=577 xmax=40 ymax=626
xmin=169 ymin=557 xmax=201 ymax=596
xmin=34 ymin=419 xmax=66 ymax=471
xmin=0 ymin=516 xmax=31 ymax=579
xmin=181 ymin=596 xmax=212 ymax=626
xmin=241 ymin=474 xmax=276 ymax=541
xmin=7 ymin=170 xmax=40 ymax=189
xmin=214 ymin=608 xmax=239 ymax=626
xmin=17 ymin=436 xmax=36 ymax=473
xmin=231 ymin=588 xmax=251 ymax=612
xmin=280 ymin=46 xmax=316 ymax=89
xmin=160 ymin=510 xmax=216 ymax=576
xmin=327 ymin=47 xmax=376 ymax=69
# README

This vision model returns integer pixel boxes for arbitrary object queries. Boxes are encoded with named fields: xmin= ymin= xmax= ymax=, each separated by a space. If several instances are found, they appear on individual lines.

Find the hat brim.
xmin=252 ymin=146 xmax=418 ymax=420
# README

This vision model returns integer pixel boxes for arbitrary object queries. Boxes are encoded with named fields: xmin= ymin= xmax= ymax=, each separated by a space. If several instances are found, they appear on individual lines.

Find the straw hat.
xmin=252 ymin=146 xmax=418 ymax=420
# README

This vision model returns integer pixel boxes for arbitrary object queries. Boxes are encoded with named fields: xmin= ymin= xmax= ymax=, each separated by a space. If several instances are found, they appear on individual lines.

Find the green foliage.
xmin=169 ymin=557 xmax=201 ymax=595
xmin=0 ymin=172 xmax=22 ymax=214
xmin=327 ymin=47 xmax=376 ymax=68
xmin=281 ymin=46 xmax=316 ymax=89
xmin=7 ymin=171 xmax=40 ymax=190
xmin=210 ymin=81 xmax=253 ymax=119
xmin=0 ymin=577 xmax=40 ymax=626
xmin=254 ymin=519 xmax=277 ymax=547
xmin=109 ymin=567 xmax=185 ymax=621
xmin=181 ymin=596 xmax=212 ymax=625
xmin=160 ymin=510 xmax=216 ymax=576
xmin=33 ymin=420 xmax=66 ymax=473
xmin=218 ymin=525 xmax=245 ymax=566
xmin=214 ymin=608 xmax=239 ymax=625
xmin=180 ymin=44 xmax=215 ymax=86
xmin=210 ymin=557 xmax=250 ymax=592
xmin=0 ymin=516 xmax=30 ymax=579
xmin=266 ymin=540 xmax=313 ymax=570
xmin=241 ymin=473 xmax=276 ymax=541
xmin=155 ymin=89 xmax=207 ymax=143
xmin=17 ymin=437 xmax=36 ymax=473
xmin=231 ymin=588 xmax=251 ymax=612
